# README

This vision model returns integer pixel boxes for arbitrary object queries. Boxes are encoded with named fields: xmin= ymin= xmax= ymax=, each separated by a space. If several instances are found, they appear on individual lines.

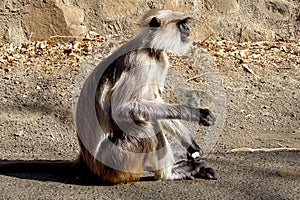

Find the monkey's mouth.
xmin=181 ymin=33 xmax=190 ymax=41
xmin=181 ymin=33 xmax=190 ymax=43
xmin=179 ymin=23 xmax=191 ymax=41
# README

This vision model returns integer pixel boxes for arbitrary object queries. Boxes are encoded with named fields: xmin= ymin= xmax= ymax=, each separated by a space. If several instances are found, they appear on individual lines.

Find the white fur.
xmin=150 ymin=28 xmax=192 ymax=55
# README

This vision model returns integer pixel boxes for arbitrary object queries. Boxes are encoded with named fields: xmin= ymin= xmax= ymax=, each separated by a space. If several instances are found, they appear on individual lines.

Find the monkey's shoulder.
xmin=100 ymin=49 xmax=168 ymax=83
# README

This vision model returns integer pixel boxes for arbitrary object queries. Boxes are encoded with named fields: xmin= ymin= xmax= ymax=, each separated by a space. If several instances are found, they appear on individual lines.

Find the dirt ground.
xmin=0 ymin=33 xmax=299 ymax=199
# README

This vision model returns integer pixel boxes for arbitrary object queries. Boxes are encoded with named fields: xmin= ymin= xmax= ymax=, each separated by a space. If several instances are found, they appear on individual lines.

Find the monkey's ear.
xmin=149 ymin=17 xmax=161 ymax=27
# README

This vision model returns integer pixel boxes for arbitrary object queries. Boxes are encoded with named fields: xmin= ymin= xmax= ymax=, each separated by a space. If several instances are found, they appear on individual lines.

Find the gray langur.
xmin=76 ymin=9 xmax=217 ymax=184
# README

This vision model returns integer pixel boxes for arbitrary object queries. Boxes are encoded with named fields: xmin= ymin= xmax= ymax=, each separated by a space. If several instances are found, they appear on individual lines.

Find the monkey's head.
xmin=140 ymin=10 xmax=193 ymax=55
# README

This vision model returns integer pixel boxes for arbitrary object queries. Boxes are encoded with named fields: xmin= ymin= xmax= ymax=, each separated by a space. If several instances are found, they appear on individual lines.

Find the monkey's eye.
xmin=178 ymin=22 xmax=190 ymax=37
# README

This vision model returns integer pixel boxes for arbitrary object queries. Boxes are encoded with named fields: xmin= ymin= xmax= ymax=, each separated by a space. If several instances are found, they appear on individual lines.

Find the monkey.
xmin=75 ymin=9 xmax=216 ymax=184
xmin=0 ymin=10 xmax=216 ymax=184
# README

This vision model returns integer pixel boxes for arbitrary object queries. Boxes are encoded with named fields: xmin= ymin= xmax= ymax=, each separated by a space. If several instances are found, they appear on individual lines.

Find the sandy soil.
xmin=0 ymin=34 xmax=299 ymax=199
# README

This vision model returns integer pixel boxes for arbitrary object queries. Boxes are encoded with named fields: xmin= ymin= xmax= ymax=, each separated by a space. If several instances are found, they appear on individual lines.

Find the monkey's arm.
xmin=113 ymin=101 xmax=211 ymax=159
xmin=113 ymin=101 xmax=215 ymax=126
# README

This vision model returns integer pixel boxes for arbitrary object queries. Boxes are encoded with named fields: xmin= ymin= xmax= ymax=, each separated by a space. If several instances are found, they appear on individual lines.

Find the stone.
xmin=55 ymin=0 xmax=87 ymax=36
xmin=23 ymin=0 xmax=87 ymax=41
xmin=0 ymin=0 xmax=299 ymax=44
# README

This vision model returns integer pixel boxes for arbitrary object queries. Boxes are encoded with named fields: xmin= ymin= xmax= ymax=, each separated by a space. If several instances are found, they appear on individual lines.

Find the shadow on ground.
xmin=0 ymin=151 xmax=299 ymax=185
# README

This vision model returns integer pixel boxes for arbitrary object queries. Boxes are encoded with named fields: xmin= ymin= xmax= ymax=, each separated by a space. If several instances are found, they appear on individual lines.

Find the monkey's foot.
xmin=189 ymin=158 xmax=217 ymax=180
xmin=171 ymin=158 xmax=217 ymax=180
xmin=194 ymin=166 xmax=217 ymax=180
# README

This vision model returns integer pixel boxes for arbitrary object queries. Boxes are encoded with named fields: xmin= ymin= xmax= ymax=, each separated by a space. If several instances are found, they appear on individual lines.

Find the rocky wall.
xmin=0 ymin=0 xmax=299 ymax=44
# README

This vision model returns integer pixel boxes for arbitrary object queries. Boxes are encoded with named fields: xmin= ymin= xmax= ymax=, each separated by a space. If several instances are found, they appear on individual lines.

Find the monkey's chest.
xmin=141 ymin=84 xmax=164 ymax=102
xmin=143 ymin=61 xmax=168 ymax=101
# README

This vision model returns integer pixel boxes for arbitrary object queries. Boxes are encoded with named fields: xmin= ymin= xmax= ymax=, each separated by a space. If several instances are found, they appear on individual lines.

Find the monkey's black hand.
xmin=199 ymin=108 xmax=216 ymax=126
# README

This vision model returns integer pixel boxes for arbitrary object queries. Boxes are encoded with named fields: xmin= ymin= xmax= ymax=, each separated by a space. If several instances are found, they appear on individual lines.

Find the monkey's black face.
xmin=177 ymin=20 xmax=191 ymax=41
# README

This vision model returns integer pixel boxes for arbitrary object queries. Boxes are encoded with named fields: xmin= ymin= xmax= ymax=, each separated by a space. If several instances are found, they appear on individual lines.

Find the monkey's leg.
xmin=161 ymin=120 xmax=204 ymax=159
xmin=152 ymin=132 xmax=216 ymax=180
xmin=113 ymin=101 xmax=215 ymax=126
xmin=155 ymin=155 xmax=217 ymax=181
xmin=160 ymin=120 xmax=216 ymax=180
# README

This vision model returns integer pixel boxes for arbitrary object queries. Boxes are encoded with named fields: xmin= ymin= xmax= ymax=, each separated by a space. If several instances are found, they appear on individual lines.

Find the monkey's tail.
xmin=0 ymin=155 xmax=89 ymax=176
